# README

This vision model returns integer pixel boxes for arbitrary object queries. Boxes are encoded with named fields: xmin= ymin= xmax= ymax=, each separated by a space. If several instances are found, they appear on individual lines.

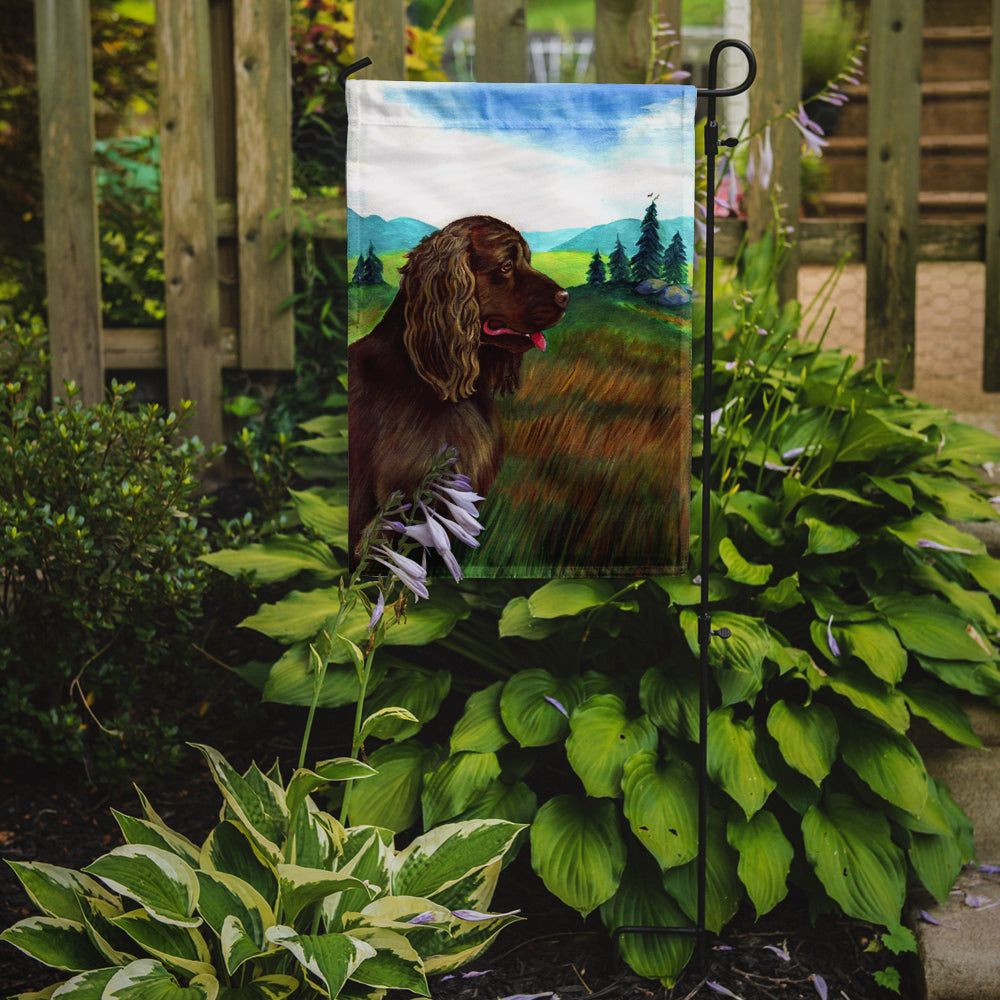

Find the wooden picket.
xmin=30 ymin=0 xmax=1000 ymax=447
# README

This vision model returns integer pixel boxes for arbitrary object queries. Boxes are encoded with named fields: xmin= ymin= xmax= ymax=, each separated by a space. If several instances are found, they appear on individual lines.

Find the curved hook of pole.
xmin=337 ymin=57 xmax=373 ymax=90
xmin=696 ymin=39 xmax=756 ymax=98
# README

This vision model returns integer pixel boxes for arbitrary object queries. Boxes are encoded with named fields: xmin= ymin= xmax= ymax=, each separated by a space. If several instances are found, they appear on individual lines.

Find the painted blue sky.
xmin=346 ymin=81 xmax=696 ymax=235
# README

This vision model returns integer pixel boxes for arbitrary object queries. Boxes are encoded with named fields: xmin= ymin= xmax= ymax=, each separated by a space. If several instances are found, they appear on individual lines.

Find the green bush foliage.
xmin=0 ymin=317 xmax=220 ymax=782
xmin=2 ymin=744 xmax=524 ymax=998
xmin=206 ymin=233 xmax=1000 ymax=984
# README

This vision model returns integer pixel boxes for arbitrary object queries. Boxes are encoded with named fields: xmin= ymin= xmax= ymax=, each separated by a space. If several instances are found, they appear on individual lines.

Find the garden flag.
xmin=347 ymin=81 xmax=696 ymax=578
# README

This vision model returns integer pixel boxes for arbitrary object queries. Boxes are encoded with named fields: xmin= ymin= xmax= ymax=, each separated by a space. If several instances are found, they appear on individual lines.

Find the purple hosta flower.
xmin=746 ymin=124 xmax=774 ymax=190
xmin=715 ymin=156 xmax=741 ymax=215
xmin=812 ymin=974 xmax=828 ymax=1000
xmin=407 ymin=911 xmax=438 ymax=925
xmin=371 ymin=544 xmax=429 ymax=600
xmin=451 ymin=908 xmax=521 ymax=921
xmin=707 ymin=982 xmax=742 ymax=999
xmin=367 ymin=590 xmax=385 ymax=631
xmin=827 ymin=615 xmax=842 ymax=657
xmin=544 ymin=695 xmax=569 ymax=718
xmin=763 ymin=944 xmax=790 ymax=962
xmin=917 ymin=538 xmax=973 ymax=555
xmin=791 ymin=103 xmax=829 ymax=157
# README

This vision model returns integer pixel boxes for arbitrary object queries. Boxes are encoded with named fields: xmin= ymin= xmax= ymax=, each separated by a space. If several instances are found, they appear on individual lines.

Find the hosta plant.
xmin=1 ymin=744 xmax=523 ymax=999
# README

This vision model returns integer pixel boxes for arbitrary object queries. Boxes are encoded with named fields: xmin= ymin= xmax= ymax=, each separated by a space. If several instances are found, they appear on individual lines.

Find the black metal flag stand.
xmin=340 ymin=38 xmax=758 ymax=974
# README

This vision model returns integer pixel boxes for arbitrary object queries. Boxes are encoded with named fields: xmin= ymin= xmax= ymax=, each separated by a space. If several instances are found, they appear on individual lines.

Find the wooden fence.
xmin=33 ymin=0 xmax=1000 ymax=445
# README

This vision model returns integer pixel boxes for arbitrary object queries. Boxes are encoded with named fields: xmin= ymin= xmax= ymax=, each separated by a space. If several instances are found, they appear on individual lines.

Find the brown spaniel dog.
xmin=348 ymin=215 xmax=568 ymax=556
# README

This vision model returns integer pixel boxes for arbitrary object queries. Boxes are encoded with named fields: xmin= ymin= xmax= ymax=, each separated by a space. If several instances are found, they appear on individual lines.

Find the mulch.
xmin=1 ymin=743 xmax=913 ymax=1000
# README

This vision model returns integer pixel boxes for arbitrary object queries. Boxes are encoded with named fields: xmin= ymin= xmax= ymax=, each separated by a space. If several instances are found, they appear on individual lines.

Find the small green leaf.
xmin=200 ymin=536 xmax=343 ymax=584
xmin=421 ymin=752 xmax=502 ymax=828
xmin=707 ymin=708 xmax=776 ymax=819
xmin=526 ymin=579 xmax=620 ymax=618
xmin=765 ymin=700 xmax=838 ymax=786
xmin=727 ymin=810 xmax=793 ymax=917
xmin=802 ymin=517 xmax=859 ymax=556
xmin=499 ymin=670 xmax=584 ymax=747
xmin=346 ymin=741 xmax=441 ymax=832
xmin=639 ymin=664 xmax=699 ymax=742
xmin=838 ymin=718 xmax=929 ymax=817
xmin=450 ymin=682 xmax=511 ymax=754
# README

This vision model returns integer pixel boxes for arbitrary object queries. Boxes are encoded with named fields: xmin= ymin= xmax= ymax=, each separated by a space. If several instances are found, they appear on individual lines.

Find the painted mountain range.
xmin=348 ymin=209 xmax=693 ymax=260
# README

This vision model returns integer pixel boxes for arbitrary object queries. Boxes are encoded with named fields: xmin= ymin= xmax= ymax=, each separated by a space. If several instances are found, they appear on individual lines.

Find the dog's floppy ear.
xmin=401 ymin=225 xmax=481 ymax=402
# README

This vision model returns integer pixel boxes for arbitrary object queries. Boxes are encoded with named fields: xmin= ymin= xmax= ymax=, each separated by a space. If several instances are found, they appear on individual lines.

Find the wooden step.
xmin=814 ymin=190 xmax=987 ymax=222
xmin=922 ymin=25 xmax=993 ymax=83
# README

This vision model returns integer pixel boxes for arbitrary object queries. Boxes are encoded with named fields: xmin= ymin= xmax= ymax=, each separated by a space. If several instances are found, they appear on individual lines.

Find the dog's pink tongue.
xmin=530 ymin=331 xmax=547 ymax=352
xmin=483 ymin=320 xmax=547 ymax=353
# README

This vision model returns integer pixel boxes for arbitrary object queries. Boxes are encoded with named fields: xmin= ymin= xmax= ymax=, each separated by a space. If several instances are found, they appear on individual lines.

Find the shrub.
xmin=1 ymin=743 xmax=524 ymax=998
xmin=0 ymin=317 xmax=220 ymax=783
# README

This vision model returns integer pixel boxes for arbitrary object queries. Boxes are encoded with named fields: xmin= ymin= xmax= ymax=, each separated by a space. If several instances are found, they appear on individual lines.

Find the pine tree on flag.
xmin=662 ymin=230 xmax=688 ymax=285
xmin=587 ymin=248 xmax=607 ymax=285
xmin=631 ymin=199 xmax=664 ymax=283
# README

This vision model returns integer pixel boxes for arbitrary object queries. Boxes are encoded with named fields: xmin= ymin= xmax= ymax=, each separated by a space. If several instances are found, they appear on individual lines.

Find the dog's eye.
xmin=499 ymin=260 xmax=513 ymax=274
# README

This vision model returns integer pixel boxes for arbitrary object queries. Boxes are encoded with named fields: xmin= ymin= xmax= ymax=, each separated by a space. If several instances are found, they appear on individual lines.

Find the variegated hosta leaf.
xmin=42 ymin=966 xmax=118 ymax=996
xmin=77 ymin=894 xmax=136 ymax=966
xmin=323 ymin=829 xmax=393 ymax=931
xmin=391 ymin=820 xmax=524 ymax=901
xmin=265 ymin=925 xmax=375 ymax=998
xmin=214 ymin=974 xmax=299 ymax=999
xmin=420 ymin=752 xmax=501 ymax=829
xmin=195 ymin=870 xmax=274 ymax=974
xmin=361 ymin=667 xmax=451 ymax=741
xmin=276 ymin=865 xmax=375 ymax=925
xmin=200 ymin=821 xmax=278 ymax=910
xmin=83 ymin=845 xmax=200 ymax=928
xmin=727 ymin=810 xmax=793 ymax=918
xmin=621 ymin=751 xmax=699 ymax=871
xmin=565 ymin=695 xmax=658 ymax=799
xmin=529 ymin=795 xmax=626 ymax=917
xmin=191 ymin=745 xmax=288 ymax=863
xmin=112 ymin=810 xmax=202 ymax=868
xmin=288 ymin=801 xmax=343 ymax=870
xmin=4 ymin=861 xmax=118 ymax=922
xmin=599 ymin=853 xmax=694 ymax=987
xmin=285 ymin=760 xmax=375 ymax=824
xmin=838 ymin=718 xmax=929 ymax=817
xmin=765 ymin=700 xmax=838 ymax=786
xmin=0 ymin=915 xmax=107 ymax=971
xmin=421 ymin=906 xmax=523 ymax=975
xmin=706 ymin=707 xmax=776 ymax=819
xmin=345 ymin=926 xmax=429 ymax=995
xmin=110 ymin=908 xmax=214 ymax=979
xmin=802 ymin=793 xmax=906 ymax=926
xmin=450 ymin=681 xmax=511 ymax=754
xmin=102 ymin=958 xmax=218 ymax=999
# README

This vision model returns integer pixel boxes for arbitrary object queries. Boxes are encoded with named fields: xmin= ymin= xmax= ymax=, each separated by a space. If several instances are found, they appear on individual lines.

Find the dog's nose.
xmin=555 ymin=289 xmax=569 ymax=308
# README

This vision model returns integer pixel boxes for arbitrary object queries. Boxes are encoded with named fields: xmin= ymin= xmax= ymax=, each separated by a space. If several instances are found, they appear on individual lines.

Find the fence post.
xmin=746 ymin=0 xmax=801 ymax=305
xmin=157 ymin=0 xmax=223 ymax=445
xmin=355 ymin=0 xmax=406 ymax=80
xmin=594 ymin=0 xmax=676 ymax=84
xmin=34 ymin=0 xmax=104 ymax=406
xmin=983 ymin=0 xmax=1000 ymax=391
xmin=474 ymin=0 xmax=527 ymax=82
xmin=864 ymin=0 xmax=923 ymax=390
xmin=233 ymin=0 xmax=294 ymax=369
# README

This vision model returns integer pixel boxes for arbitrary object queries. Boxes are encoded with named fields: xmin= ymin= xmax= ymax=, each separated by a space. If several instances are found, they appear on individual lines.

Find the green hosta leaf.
xmin=966 ymin=553 xmax=1000 ymax=597
xmin=450 ymin=682 xmax=511 ymax=754
xmin=453 ymin=779 xmax=538 ymax=827
xmin=346 ymin=926 xmax=429 ymax=994
xmin=680 ymin=610 xmax=770 ymax=706
xmin=4 ymin=862 xmax=118 ymax=922
xmin=565 ymin=695 xmax=658 ymax=798
xmin=277 ymin=865 xmax=374 ymax=925
xmin=802 ymin=793 xmax=906 ymax=926
xmin=802 ymin=517 xmax=859 ymax=556
xmin=0 ymin=916 xmax=107 ymax=971
xmin=265 ymin=926 xmax=375 ymax=997
xmin=724 ymin=490 xmax=784 ymax=545
xmin=362 ymin=667 xmax=451 ymax=740
xmin=347 ymin=740 xmax=441 ymax=832
xmin=835 ymin=621 xmax=907 ymax=683
xmin=288 ymin=488 xmax=349 ymax=544
xmin=916 ymin=655 xmax=1000 ymax=697
xmin=866 ymin=474 xmax=914 ymax=509
xmin=935 ymin=421 xmax=1000 ymax=465
xmin=886 ymin=512 xmax=985 ymax=556
xmin=103 ymin=959 xmax=218 ymax=999
xmin=639 ymin=664 xmax=699 ymax=742
xmin=421 ymin=752 xmax=502 ymax=828
xmin=653 ymin=573 xmax=737 ymax=606
xmin=835 ymin=410 xmax=928 ymax=463
xmin=359 ymin=706 xmax=422 ymax=743
xmin=909 ymin=827 xmax=966 ymax=905
xmin=707 ymin=708 xmax=776 ymax=819
xmin=526 ymin=579 xmax=620 ymax=618
xmin=911 ymin=562 xmax=1000 ymax=633
xmin=718 ymin=537 xmax=772 ymax=585
xmin=755 ymin=573 xmax=804 ymax=614
xmin=241 ymin=589 xmax=342 ymax=643
xmin=83 ymin=846 xmax=200 ymax=928
xmin=599 ymin=853 xmax=694 ymax=987
xmin=112 ymin=812 xmax=201 ymax=868
xmin=809 ymin=661 xmax=910 ymax=732
xmin=497 ymin=596 xmax=565 ymax=639
xmin=621 ymin=751 xmax=699 ymax=871
xmin=530 ymin=795 xmax=626 ymax=917
xmin=499 ymin=670 xmax=584 ymax=747
xmin=200 ymin=822 xmax=278 ymax=910
xmin=901 ymin=680 xmax=982 ymax=748
xmin=661 ymin=811 xmax=741 ymax=933
xmin=727 ymin=811 xmax=793 ymax=918
xmin=200 ymin=535 xmax=342 ymax=584
xmin=906 ymin=472 xmax=998 ymax=522
xmin=285 ymin=759 xmax=376 ymax=822
xmin=874 ymin=594 xmax=995 ymax=662
xmin=393 ymin=820 xmax=524 ymax=901
xmin=260 ymin=644 xmax=383 ymax=709
xmin=195 ymin=871 xmax=274 ymax=974
xmin=191 ymin=746 xmax=287 ymax=863
xmin=111 ymin=908 xmax=214 ymax=978
xmin=839 ymin=718 xmax=929 ymax=817
xmin=765 ymin=700 xmax=838 ymax=786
